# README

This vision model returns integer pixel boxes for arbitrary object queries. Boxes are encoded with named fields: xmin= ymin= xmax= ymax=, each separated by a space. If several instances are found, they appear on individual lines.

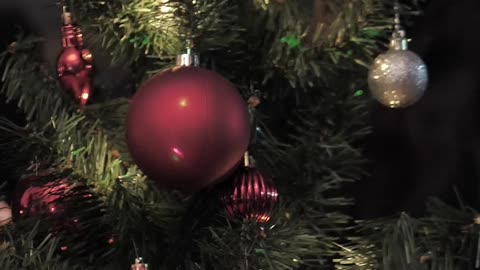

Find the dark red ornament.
xmin=13 ymin=172 xmax=114 ymax=258
xmin=126 ymin=66 xmax=250 ymax=191
xmin=14 ymin=176 xmax=71 ymax=218
xmin=57 ymin=7 xmax=93 ymax=107
xmin=222 ymin=166 xmax=279 ymax=223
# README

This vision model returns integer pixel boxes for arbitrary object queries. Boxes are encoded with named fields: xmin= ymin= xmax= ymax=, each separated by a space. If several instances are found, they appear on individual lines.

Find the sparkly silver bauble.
xmin=368 ymin=49 xmax=428 ymax=108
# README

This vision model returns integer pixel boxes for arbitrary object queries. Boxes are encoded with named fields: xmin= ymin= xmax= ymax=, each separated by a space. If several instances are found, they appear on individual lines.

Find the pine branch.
xmin=236 ymin=0 xmax=393 ymax=100
xmin=336 ymin=199 xmax=478 ymax=270
xmin=0 ymin=35 xmax=186 ymax=268
xmin=0 ymin=224 xmax=77 ymax=269
xmin=74 ymin=0 xmax=182 ymax=68
xmin=197 ymin=204 xmax=342 ymax=270
xmin=0 ymin=35 xmax=72 ymax=126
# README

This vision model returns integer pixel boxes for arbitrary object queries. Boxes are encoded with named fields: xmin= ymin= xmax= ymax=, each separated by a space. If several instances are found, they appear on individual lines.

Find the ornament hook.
xmin=389 ymin=1 xmax=407 ymax=50
xmin=61 ymin=5 xmax=72 ymax=25
xmin=176 ymin=1 xmax=199 ymax=67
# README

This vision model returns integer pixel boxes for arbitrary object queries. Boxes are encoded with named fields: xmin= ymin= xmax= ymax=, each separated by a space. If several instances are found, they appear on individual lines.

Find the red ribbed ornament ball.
xmin=222 ymin=167 xmax=279 ymax=223
xmin=126 ymin=66 xmax=250 ymax=191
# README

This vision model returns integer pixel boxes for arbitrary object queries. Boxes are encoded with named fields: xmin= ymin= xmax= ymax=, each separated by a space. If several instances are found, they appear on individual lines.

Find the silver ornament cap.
xmin=368 ymin=31 xmax=428 ymax=108
xmin=176 ymin=48 xmax=199 ymax=67
xmin=131 ymin=257 xmax=148 ymax=270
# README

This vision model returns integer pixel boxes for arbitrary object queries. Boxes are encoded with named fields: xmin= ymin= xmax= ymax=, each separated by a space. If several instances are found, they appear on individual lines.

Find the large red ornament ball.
xmin=222 ymin=167 xmax=279 ymax=223
xmin=126 ymin=66 xmax=250 ymax=191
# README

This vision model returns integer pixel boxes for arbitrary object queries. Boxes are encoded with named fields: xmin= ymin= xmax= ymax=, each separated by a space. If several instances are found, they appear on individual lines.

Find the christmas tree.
xmin=0 ymin=0 xmax=477 ymax=269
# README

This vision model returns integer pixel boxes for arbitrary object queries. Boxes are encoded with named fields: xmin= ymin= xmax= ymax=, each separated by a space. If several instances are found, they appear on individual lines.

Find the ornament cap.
xmin=243 ymin=151 xmax=257 ymax=168
xmin=131 ymin=257 xmax=148 ymax=270
xmin=389 ymin=30 xmax=408 ymax=50
xmin=244 ymin=151 xmax=251 ymax=167
xmin=62 ymin=6 xmax=72 ymax=25
xmin=176 ymin=48 xmax=199 ymax=67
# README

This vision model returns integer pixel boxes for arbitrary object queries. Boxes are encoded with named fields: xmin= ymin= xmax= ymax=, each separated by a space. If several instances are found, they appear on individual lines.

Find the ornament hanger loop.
xmin=393 ymin=1 xmax=401 ymax=32
xmin=176 ymin=0 xmax=200 ymax=67
xmin=60 ymin=0 xmax=74 ymax=25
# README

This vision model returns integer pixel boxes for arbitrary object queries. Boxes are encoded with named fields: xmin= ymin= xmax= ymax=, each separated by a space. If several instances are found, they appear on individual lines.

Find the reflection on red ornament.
xmin=61 ymin=246 xmax=68 ymax=251
xmin=222 ymin=166 xmax=278 ymax=223
xmin=81 ymin=92 xmax=89 ymax=101
xmin=171 ymin=147 xmax=184 ymax=160
xmin=108 ymin=237 xmax=115 ymax=245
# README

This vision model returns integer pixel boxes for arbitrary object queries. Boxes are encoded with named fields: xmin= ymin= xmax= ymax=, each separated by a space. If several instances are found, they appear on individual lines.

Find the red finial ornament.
xmin=57 ymin=6 xmax=93 ymax=108
xmin=222 ymin=152 xmax=279 ymax=223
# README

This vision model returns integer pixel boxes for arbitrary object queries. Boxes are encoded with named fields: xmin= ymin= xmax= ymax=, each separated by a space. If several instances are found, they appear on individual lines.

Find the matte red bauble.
xmin=126 ymin=66 xmax=250 ymax=191
xmin=222 ymin=167 xmax=279 ymax=223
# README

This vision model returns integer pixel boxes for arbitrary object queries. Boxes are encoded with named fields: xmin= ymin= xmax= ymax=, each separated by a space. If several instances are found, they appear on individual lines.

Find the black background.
xmin=0 ymin=0 xmax=478 ymax=218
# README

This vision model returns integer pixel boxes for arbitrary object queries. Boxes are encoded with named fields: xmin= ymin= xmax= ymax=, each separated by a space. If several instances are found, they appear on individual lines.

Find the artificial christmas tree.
xmin=1 ymin=0 xmax=475 ymax=269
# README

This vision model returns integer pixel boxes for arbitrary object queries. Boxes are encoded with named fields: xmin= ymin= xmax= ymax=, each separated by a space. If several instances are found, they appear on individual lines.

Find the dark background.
xmin=356 ymin=0 xmax=480 ymax=218
xmin=0 ymin=0 xmax=478 ymax=218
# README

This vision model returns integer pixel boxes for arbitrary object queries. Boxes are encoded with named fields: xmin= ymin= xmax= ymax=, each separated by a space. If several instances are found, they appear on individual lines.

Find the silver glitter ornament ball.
xmin=368 ymin=49 xmax=428 ymax=108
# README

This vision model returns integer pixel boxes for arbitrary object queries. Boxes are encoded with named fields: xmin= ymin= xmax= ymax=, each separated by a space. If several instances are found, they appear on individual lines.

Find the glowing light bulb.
xmin=160 ymin=5 xmax=171 ymax=13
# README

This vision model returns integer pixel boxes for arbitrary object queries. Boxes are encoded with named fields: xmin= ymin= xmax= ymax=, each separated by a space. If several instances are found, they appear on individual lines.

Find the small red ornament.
xmin=57 ymin=7 xmax=93 ymax=107
xmin=222 ymin=157 xmax=279 ymax=223
xmin=126 ymin=66 xmax=250 ymax=191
